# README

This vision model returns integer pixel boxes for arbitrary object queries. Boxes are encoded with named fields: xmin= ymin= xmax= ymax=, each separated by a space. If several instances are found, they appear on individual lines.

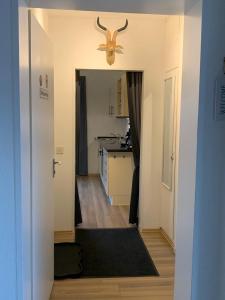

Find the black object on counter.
xmin=102 ymin=142 xmax=132 ymax=152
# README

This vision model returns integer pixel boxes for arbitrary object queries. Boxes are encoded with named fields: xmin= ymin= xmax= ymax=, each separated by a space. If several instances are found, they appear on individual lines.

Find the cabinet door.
xmin=108 ymin=153 xmax=133 ymax=195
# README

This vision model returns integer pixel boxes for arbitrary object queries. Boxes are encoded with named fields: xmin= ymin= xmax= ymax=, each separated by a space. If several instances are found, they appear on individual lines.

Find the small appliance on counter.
xmin=121 ymin=128 xmax=132 ymax=149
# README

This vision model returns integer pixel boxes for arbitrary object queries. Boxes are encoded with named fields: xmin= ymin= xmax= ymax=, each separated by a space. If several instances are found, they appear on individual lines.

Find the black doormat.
xmin=54 ymin=243 xmax=83 ymax=279
xmin=76 ymin=227 xmax=159 ymax=278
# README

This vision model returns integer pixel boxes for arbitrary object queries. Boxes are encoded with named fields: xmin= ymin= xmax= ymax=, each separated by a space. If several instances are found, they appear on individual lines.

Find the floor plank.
xmin=77 ymin=176 xmax=132 ymax=228
xmin=51 ymin=231 xmax=174 ymax=300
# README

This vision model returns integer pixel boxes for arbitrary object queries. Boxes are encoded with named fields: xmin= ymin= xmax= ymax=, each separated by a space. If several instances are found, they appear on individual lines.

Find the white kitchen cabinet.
xmin=116 ymin=74 xmax=129 ymax=118
xmin=100 ymin=149 xmax=134 ymax=206
xmin=101 ymin=148 xmax=108 ymax=194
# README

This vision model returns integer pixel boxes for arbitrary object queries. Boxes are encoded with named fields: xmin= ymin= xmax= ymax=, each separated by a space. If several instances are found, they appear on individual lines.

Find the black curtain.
xmin=127 ymin=72 xmax=143 ymax=225
xmin=75 ymin=177 xmax=82 ymax=226
xmin=76 ymin=73 xmax=88 ymax=175
xmin=75 ymin=71 xmax=88 ymax=226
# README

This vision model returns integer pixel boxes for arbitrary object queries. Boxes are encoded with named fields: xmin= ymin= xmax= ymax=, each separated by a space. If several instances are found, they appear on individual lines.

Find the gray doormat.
xmin=54 ymin=243 xmax=83 ymax=279
xmin=76 ymin=227 xmax=159 ymax=278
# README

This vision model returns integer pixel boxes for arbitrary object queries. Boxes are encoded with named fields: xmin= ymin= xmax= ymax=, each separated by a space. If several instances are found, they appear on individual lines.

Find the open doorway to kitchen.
xmin=75 ymin=69 xmax=141 ymax=229
xmin=67 ymin=68 xmax=162 ymax=280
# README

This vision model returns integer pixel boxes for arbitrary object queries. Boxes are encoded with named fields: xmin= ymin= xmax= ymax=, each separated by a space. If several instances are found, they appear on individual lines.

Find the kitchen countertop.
xmin=100 ymin=141 xmax=132 ymax=153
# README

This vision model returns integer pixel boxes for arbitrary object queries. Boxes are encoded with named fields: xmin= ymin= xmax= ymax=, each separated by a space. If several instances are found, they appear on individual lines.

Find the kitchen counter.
xmin=99 ymin=144 xmax=134 ymax=206
xmin=101 ymin=141 xmax=132 ymax=153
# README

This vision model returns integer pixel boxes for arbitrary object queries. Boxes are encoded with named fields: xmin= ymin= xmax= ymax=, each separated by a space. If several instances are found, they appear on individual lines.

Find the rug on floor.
xmin=76 ymin=227 xmax=159 ymax=278
xmin=54 ymin=242 xmax=83 ymax=279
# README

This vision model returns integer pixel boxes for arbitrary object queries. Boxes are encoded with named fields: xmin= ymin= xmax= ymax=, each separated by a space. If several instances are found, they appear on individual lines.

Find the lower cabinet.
xmin=100 ymin=149 xmax=134 ymax=206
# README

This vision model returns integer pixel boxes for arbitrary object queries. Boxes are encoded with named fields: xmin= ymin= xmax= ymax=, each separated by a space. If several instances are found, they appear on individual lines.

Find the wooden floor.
xmin=77 ymin=175 xmax=132 ymax=228
xmin=50 ymin=176 xmax=175 ymax=300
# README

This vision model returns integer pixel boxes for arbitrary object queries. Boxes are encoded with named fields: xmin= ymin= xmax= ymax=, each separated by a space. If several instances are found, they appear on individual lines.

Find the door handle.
xmin=53 ymin=159 xmax=61 ymax=178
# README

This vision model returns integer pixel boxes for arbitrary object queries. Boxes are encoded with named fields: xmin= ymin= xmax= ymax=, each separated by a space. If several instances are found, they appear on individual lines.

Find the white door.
xmin=29 ymin=13 xmax=54 ymax=300
xmin=161 ymin=69 xmax=178 ymax=242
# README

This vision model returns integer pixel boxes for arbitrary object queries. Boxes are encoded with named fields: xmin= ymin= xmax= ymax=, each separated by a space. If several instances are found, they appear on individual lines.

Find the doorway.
xmin=31 ymin=9 xmax=181 ymax=299
xmin=14 ymin=4 xmax=204 ymax=300
xmin=75 ymin=69 xmax=141 ymax=229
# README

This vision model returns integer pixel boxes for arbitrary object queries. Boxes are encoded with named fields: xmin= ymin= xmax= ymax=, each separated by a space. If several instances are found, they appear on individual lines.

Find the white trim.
xmin=14 ymin=2 xmax=204 ymax=300
xmin=0 ymin=0 xmax=23 ymax=299
xmin=12 ymin=0 xmax=23 ymax=297
xmin=29 ymin=0 xmax=185 ymax=14
xmin=174 ymin=1 xmax=202 ymax=299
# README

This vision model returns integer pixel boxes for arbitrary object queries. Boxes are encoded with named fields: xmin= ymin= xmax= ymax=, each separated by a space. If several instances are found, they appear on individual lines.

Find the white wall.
xmin=191 ymin=0 xmax=225 ymax=299
xmin=174 ymin=0 xmax=202 ymax=299
xmin=81 ymin=70 xmax=128 ymax=174
xmin=48 ymin=11 xmax=166 ymax=231
xmin=140 ymin=16 xmax=184 ymax=231
xmin=31 ymin=8 xmax=49 ymax=32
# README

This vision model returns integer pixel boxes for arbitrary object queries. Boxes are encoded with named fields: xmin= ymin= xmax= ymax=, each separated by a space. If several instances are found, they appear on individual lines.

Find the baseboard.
xmin=87 ymin=173 xmax=99 ymax=177
xmin=110 ymin=195 xmax=130 ymax=206
xmin=159 ymin=227 xmax=175 ymax=253
xmin=140 ymin=227 xmax=175 ymax=253
xmin=140 ymin=228 xmax=161 ymax=233
xmin=54 ymin=230 xmax=74 ymax=234
xmin=54 ymin=230 xmax=75 ymax=242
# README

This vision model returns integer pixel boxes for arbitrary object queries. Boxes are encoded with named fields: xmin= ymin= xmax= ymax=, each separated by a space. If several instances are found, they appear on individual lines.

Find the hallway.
xmin=52 ymin=230 xmax=175 ymax=300
xmin=51 ymin=176 xmax=175 ymax=300
xmin=77 ymin=176 xmax=132 ymax=228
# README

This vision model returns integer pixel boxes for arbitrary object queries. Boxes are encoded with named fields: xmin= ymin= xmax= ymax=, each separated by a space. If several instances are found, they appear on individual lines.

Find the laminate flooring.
xmin=51 ymin=230 xmax=175 ymax=300
xmin=77 ymin=175 xmax=132 ymax=228
xmin=51 ymin=176 xmax=175 ymax=300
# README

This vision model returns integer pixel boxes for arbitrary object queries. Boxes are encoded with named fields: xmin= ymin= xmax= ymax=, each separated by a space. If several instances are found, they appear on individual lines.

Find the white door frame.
xmin=2 ymin=0 xmax=206 ymax=300
xmin=174 ymin=1 xmax=203 ymax=299
xmin=0 ymin=0 xmax=27 ymax=299
xmin=74 ymin=68 xmax=144 ymax=223
xmin=161 ymin=68 xmax=179 ymax=242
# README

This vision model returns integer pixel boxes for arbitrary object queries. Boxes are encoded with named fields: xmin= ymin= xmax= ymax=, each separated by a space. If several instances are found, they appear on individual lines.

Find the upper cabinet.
xmin=116 ymin=74 xmax=129 ymax=118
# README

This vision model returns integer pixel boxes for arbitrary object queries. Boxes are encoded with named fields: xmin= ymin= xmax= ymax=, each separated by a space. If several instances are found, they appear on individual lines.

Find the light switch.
xmin=56 ymin=146 xmax=64 ymax=155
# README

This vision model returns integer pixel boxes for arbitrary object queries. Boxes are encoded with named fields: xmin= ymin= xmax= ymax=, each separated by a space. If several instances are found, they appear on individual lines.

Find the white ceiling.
xmin=30 ymin=0 xmax=185 ymax=15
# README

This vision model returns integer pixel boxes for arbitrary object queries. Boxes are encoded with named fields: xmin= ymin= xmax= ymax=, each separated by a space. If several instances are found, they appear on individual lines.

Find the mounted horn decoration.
xmin=97 ymin=17 xmax=128 ymax=65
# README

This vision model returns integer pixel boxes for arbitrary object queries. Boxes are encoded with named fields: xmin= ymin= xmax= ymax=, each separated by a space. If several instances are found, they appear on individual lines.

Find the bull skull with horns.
xmin=97 ymin=17 xmax=128 ymax=65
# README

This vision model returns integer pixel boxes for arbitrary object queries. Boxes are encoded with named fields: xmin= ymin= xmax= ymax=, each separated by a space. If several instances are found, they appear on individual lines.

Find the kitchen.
xmin=76 ymin=69 xmax=135 ymax=227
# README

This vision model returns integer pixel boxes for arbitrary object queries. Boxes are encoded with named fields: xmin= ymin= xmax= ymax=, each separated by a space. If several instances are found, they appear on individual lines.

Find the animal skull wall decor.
xmin=97 ymin=17 xmax=128 ymax=65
